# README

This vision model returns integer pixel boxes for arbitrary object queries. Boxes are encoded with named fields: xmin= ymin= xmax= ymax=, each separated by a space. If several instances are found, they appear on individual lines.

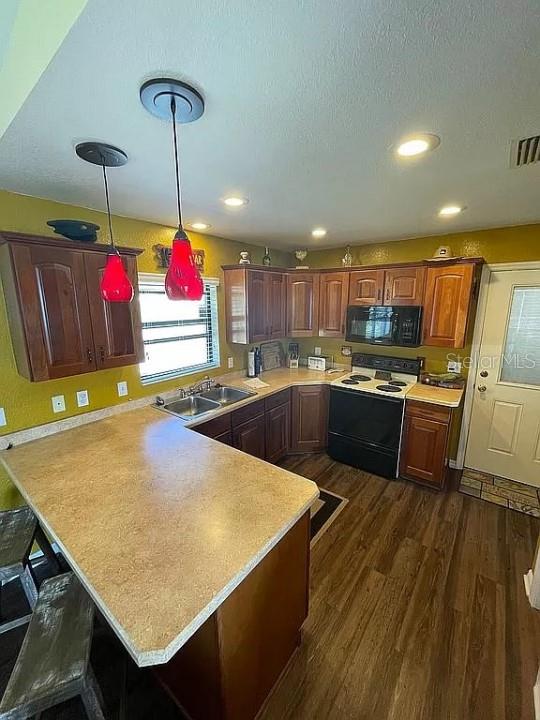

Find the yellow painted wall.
xmin=0 ymin=190 xmax=290 ymax=508
xmin=298 ymin=223 xmax=540 ymax=460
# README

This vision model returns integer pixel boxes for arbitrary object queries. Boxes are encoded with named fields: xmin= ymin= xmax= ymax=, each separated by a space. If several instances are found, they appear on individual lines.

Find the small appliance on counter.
xmin=307 ymin=355 xmax=334 ymax=371
xmin=421 ymin=372 xmax=465 ymax=389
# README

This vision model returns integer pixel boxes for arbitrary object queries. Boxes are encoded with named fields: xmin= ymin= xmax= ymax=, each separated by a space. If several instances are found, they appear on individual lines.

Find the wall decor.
xmin=153 ymin=244 xmax=205 ymax=272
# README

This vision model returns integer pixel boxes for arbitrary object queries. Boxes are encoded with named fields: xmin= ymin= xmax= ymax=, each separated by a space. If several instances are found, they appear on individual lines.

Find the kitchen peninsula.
xmin=0 ymin=403 xmax=318 ymax=720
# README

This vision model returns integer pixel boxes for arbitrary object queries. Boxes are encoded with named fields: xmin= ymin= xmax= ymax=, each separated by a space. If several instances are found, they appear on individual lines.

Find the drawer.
xmin=265 ymin=388 xmax=291 ymax=411
xmin=192 ymin=412 xmax=231 ymax=438
xmin=405 ymin=400 xmax=451 ymax=424
xmin=231 ymin=398 xmax=265 ymax=427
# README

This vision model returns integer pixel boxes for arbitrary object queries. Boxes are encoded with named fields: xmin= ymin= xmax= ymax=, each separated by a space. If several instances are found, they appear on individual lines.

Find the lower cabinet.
xmin=400 ymin=400 xmax=451 ymax=490
xmin=290 ymin=385 xmax=329 ymax=453
xmin=265 ymin=402 xmax=291 ymax=464
xmin=233 ymin=415 xmax=266 ymax=459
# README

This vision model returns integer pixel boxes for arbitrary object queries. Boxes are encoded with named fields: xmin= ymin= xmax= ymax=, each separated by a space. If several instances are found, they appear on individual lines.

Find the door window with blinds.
xmin=138 ymin=273 xmax=220 ymax=384
xmin=500 ymin=285 xmax=540 ymax=386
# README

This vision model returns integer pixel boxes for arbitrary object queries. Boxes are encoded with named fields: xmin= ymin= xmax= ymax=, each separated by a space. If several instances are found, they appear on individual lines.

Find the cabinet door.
xmin=400 ymin=414 xmax=449 ymax=489
xmin=348 ymin=270 xmax=385 ymax=306
xmin=247 ymin=271 xmax=269 ymax=343
xmin=233 ymin=415 xmax=266 ymax=459
xmin=84 ymin=253 xmax=144 ymax=369
xmin=265 ymin=402 xmax=291 ymax=464
xmin=383 ymin=267 xmax=425 ymax=306
xmin=422 ymin=264 xmax=475 ymax=348
xmin=286 ymin=273 xmax=320 ymax=337
xmin=290 ymin=385 xmax=329 ymax=453
xmin=267 ymin=272 xmax=286 ymax=339
xmin=213 ymin=430 xmax=233 ymax=446
xmin=10 ymin=243 xmax=96 ymax=380
xmin=319 ymin=272 xmax=350 ymax=337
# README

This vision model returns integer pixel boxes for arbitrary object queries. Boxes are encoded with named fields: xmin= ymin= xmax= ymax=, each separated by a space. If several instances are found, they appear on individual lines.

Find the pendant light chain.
xmin=101 ymin=162 xmax=116 ymax=250
xmin=170 ymin=96 xmax=183 ymax=230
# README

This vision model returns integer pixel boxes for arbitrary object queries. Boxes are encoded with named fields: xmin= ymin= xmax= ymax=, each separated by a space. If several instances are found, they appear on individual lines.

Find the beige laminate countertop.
xmin=0 ymin=400 xmax=322 ymax=667
xmin=405 ymin=383 xmax=464 ymax=408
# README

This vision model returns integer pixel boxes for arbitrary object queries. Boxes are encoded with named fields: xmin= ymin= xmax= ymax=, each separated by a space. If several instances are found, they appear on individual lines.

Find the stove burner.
xmin=349 ymin=374 xmax=371 ymax=382
xmin=376 ymin=384 xmax=403 ymax=393
xmin=342 ymin=378 xmax=359 ymax=385
xmin=389 ymin=380 xmax=407 ymax=387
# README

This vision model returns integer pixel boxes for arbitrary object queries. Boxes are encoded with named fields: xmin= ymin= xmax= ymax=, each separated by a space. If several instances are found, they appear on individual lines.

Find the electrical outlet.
xmin=117 ymin=381 xmax=128 ymax=397
xmin=76 ymin=390 xmax=89 ymax=407
xmin=51 ymin=395 xmax=66 ymax=413
xmin=227 ymin=357 xmax=234 ymax=369
xmin=0 ymin=407 xmax=6 ymax=427
xmin=314 ymin=347 xmax=322 ymax=356
xmin=447 ymin=360 xmax=462 ymax=373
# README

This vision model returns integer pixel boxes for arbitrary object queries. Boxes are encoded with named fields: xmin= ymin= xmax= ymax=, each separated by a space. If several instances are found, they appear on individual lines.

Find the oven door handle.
xmin=330 ymin=387 xmax=404 ymax=404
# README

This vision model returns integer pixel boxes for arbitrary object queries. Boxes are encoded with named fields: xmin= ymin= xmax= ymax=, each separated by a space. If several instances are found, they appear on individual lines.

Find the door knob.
xmin=480 ymin=370 xmax=488 ymax=378
xmin=478 ymin=385 xmax=487 ymax=393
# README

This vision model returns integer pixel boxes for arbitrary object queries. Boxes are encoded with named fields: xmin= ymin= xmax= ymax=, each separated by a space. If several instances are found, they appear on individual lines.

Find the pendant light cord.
xmin=101 ymin=162 xmax=116 ymax=250
xmin=170 ymin=96 xmax=183 ymax=230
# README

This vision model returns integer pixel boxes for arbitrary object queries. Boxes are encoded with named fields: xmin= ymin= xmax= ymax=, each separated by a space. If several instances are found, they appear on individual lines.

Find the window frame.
xmin=137 ymin=272 xmax=221 ymax=385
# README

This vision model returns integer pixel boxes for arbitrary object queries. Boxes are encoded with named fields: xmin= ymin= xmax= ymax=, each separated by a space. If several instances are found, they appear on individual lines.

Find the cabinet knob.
xmin=87 ymin=348 xmax=94 ymax=363
xmin=99 ymin=347 xmax=105 ymax=363
xmin=477 ymin=385 xmax=487 ymax=393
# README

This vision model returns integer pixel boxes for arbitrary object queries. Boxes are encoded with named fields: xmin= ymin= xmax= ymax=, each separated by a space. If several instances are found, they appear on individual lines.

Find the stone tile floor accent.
xmin=459 ymin=467 xmax=540 ymax=517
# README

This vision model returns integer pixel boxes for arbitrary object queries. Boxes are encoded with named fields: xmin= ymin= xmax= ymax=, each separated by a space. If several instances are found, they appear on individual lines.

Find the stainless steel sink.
xmin=162 ymin=396 xmax=221 ymax=419
xmin=199 ymin=385 xmax=256 ymax=406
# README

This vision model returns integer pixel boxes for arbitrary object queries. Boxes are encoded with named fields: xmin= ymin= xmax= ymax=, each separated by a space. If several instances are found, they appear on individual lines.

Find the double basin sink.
xmin=159 ymin=385 xmax=257 ymax=420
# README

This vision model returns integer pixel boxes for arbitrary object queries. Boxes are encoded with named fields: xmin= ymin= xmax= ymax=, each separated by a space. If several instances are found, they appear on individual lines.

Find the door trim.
xmin=456 ymin=260 xmax=540 ymax=469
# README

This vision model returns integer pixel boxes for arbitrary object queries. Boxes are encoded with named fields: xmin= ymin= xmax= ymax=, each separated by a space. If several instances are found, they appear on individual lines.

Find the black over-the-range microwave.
xmin=345 ymin=305 xmax=422 ymax=347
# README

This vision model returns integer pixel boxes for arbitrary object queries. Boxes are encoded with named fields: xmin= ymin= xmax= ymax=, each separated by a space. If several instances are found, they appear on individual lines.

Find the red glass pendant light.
xmin=75 ymin=142 xmax=134 ymax=303
xmin=140 ymin=79 xmax=205 ymax=301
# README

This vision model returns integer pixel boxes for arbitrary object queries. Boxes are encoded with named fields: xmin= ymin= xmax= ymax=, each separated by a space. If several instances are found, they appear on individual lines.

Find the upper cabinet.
xmin=422 ymin=263 xmax=476 ymax=348
xmin=0 ymin=232 xmax=144 ymax=381
xmin=222 ymin=260 xmax=481 ymax=347
xmin=383 ymin=267 xmax=425 ymax=305
xmin=348 ymin=269 xmax=385 ymax=306
xmin=223 ymin=267 xmax=286 ymax=344
xmin=286 ymin=272 xmax=320 ymax=337
xmin=319 ymin=272 xmax=349 ymax=337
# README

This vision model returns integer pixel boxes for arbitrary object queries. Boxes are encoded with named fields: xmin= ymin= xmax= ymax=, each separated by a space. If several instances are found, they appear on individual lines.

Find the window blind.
xmin=138 ymin=274 xmax=220 ymax=384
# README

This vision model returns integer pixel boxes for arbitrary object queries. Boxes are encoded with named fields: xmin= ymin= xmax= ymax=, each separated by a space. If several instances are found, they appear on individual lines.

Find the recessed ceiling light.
xmin=311 ymin=228 xmax=327 ymax=238
xmin=438 ymin=205 xmax=464 ymax=217
xmin=396 ymin=133 xmax=440 ymax=157
xmin=189 ymin=222 xmax=211 ymax=231
xmin=223 ymin=196 xmax=248 ymax=207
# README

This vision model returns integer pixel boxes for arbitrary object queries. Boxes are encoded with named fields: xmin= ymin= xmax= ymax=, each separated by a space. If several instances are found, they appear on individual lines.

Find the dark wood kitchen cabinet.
xmin=265 ymin=389 xmax=291 ymax=464
xmin=383 ymin=266 xmax=425 ymax=305
xmin=233 ymin=415 xmax=266 ymax=459
xmin=400 ymin=400 xmax=452 ymax=490
xmin=318 ymin=271 xmax=349 ymax=337
xmin=348 ymin=269 xmax=385 ymax=306
xmin=422 ymin=263 xmax=476 ymax=348
xmin=290 ymin=384 xmax=329 ymax=453
xmin=286 ymin=273 xmax=320 ymax=337
xmin=0 ymin=232 xmax=144 ymax=381
xmin=222 ymin=267 xmax=286 ymax=344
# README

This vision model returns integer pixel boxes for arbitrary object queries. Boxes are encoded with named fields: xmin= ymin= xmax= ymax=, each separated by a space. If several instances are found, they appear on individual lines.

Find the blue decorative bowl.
xmin=47 ymin=220 xmax=100 ymax=242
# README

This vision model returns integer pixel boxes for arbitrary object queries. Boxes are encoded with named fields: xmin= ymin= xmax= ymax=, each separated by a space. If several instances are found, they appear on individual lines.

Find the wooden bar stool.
xmin=0 ymin=572 xmax=106 ymax=719
xmin=0 ymin=507 xmax=38 ymax=634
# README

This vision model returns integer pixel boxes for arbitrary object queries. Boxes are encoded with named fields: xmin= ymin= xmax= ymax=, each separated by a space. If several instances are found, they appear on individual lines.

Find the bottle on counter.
xmin=262 ymin=247 xmax=271 ymax=266
xmin=254 ymin=347 xmax=262 ymax=376
xmin=247 ymin=348 xmax=256 ymax=378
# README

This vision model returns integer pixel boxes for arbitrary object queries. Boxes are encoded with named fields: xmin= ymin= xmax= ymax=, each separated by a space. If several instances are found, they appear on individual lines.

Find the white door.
xmin=465 ymin=268 xmax=540 ymax=486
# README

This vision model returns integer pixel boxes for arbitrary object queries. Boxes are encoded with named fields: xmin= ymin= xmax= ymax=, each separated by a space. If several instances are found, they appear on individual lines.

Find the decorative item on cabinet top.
xmin=46 ymin=219 xmax=100 ymax=243
xmin=153 ymin=244 xmax=205 ymax=272
xmin=0 ymin=231 xmax=144 ymax=382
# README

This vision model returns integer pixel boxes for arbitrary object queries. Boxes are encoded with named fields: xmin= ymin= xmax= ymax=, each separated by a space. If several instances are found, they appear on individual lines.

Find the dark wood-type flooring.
xmin=259 ymin=453 xmax=540 ymax=720
xmin=1 ymin=454 xmax=539 ymax=719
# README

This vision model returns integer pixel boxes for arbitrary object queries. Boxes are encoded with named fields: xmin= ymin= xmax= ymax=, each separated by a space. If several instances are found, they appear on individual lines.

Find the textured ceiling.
xmin=0 ymin=0 xmax=539 ymax=249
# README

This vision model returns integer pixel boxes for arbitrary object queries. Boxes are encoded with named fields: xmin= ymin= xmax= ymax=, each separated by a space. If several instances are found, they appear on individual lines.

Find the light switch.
xmin=314 ymin=347 xmax=322 ymax=356
xmin=227 ymin=357 xmax=234 ymax=369
xmin=117 ymin=381 xmax=128 ymax=397
xmin=51 ymin=395 xmax=66 ymax=413
xmin=76 ymin=390 xmax=89 ymax=407
xmin=0 ymin=407 xmax=6 ymax=427
xmin=447 ymin=360 xmax=462 ymax=373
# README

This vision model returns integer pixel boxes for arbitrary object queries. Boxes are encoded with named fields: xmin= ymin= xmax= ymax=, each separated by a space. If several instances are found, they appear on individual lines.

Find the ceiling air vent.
xmin=510 ymin=135 xmax=540 ymax=168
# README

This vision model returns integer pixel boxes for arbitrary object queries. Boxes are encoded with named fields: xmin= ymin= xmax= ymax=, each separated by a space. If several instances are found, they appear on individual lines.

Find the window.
xmin=138 ymin=273 xmax=220 ymax=384
xmin=500 ymin=285 xmax=540 ymax=386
